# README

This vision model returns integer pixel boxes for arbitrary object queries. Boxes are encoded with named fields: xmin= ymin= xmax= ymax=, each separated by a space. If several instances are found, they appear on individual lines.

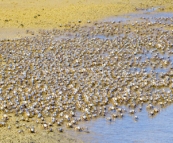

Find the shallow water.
xmin=65 ymin=10 xmax=173 ymax=143
xmin=68 ymin=104 xmax=173 ymax=143
xmin=102 ymin=8 xmax=173 ymax=24
xmin=2 ymin=8 xmax=171 ymax=143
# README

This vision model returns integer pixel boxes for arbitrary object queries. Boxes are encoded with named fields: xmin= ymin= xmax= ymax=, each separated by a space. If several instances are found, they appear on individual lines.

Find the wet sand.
xmin=0 ymin=113 xmax=82 ymax=143
xmin=0 ymin=0 xmax=173 ymax=39
xmin=0 ymin=1 xmax=173 ymax=143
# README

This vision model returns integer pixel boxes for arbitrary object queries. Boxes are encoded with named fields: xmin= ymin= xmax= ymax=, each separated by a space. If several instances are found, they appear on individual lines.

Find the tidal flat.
xmin=0 ymin=1 xmax=173 ymax=143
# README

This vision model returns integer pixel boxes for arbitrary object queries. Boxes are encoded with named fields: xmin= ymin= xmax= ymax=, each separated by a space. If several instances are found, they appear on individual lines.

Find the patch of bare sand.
xmin=0 ymin=113 xmax=82 ymax=143
xmin=0 ymin=0 xmax=173 ymax=39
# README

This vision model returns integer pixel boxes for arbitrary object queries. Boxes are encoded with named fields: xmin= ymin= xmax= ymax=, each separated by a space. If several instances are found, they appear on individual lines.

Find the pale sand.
xmin=0 ymin=0 xmax=173 ymax=39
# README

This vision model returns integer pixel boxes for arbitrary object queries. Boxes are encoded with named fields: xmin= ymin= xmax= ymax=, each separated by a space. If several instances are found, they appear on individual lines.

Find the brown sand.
xmin=0 ymin=0 xmax=173 ymax=39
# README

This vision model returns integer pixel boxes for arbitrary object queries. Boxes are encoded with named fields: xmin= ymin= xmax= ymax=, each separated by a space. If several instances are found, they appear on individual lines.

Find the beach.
xmin=0 ymin=1 xmax=173 ymax=143
xmin=0 ymin=0 xmax=173 ymax=39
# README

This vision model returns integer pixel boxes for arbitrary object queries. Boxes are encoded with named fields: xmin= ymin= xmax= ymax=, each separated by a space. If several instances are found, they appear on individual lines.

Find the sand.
xmin=0 ymin=0 xmax=173 ymax=39
xmin=0 ymin=0 xmax=173 ymax=142
xmin=0 ymin=113 xmax=82 ymax=143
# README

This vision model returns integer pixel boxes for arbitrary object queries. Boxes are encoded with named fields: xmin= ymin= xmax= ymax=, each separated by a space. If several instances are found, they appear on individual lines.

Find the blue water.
xmin=68 ymin=105 xmax=173 ymax=143
xmin=52 ymin=9 xmax=173 ymax=143
xmin=102 ymin=7 xmax=173 ymax=24
xmin=65 ymin=10 xmax=173 ymax=143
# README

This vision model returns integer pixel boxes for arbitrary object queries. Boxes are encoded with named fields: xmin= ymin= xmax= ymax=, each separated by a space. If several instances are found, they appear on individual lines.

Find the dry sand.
xmin=0 ymin=0 xmax=173 ymax=39
xmin=0 ymin=0 xmax=173 ymax=142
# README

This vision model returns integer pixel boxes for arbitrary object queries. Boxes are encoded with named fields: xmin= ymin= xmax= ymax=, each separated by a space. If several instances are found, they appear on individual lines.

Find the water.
xmin=51 ymin=9 xmax=173 ymax=143
xmin=67 ymin=104 xmax=173 ymax=143
xmin=102 ymin=8 xmax=173 ymax=24
xmin=65 ymin=10 xmax=173 ymax=143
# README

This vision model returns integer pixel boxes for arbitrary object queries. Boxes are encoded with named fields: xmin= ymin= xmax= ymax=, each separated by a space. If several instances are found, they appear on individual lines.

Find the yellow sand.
xmin=0 ymin=113 xmax=83 ymax=143
xmin=0 ymin=0 xmax=173 ymax=142
xmin=0 ymin=0 xmax=173 ymax=39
